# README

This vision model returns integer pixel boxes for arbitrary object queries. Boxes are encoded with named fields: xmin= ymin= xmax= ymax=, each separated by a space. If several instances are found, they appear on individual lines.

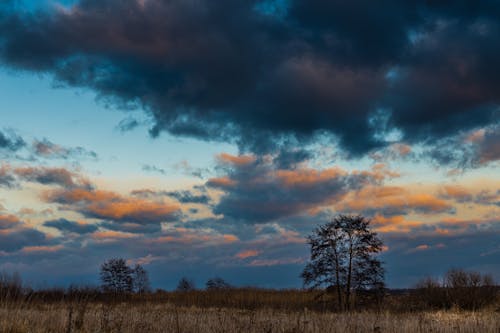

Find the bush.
xmin=414 ymin=268 xmax=498 ymax=310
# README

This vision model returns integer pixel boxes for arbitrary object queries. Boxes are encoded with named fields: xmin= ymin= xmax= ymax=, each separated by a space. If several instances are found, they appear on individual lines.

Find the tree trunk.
xmin=331 ymin=240 xmax=342 ymax=311
xmin=346 ymin=238 xmax=353 ymax=311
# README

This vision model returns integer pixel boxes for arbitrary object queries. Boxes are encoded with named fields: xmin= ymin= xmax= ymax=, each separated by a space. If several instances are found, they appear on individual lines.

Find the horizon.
xmin=0 ymin=0 xmax=499 ymax=291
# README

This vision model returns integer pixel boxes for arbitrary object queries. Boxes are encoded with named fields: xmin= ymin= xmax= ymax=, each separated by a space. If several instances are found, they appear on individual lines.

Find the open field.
xmin=0 ymin=301 xmax=499 ymax=333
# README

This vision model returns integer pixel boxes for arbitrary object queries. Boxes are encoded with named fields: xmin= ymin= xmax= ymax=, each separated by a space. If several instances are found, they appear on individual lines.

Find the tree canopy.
xmin=301 ymin=215 xmax=385 ymax=310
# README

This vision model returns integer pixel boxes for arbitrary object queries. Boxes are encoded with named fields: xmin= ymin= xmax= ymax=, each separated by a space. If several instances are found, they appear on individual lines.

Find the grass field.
xmin=0 ymin=302 xmax=499 ymax=333
xmin=0 ymin=289 xmax=499 ymax=333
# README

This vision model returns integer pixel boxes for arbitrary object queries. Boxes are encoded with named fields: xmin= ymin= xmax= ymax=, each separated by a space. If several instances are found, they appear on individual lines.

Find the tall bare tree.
xmin=301 ymin=215 xmax=384 ymax=310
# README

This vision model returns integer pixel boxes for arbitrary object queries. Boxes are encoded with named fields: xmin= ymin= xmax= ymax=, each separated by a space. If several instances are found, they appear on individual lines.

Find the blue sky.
xmin=0 ymin=0 xmax=499 ymax=289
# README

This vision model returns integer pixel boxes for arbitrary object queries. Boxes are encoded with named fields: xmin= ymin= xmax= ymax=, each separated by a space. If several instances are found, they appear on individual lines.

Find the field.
xmin=0 ymin=290 xmax=499 ymax=333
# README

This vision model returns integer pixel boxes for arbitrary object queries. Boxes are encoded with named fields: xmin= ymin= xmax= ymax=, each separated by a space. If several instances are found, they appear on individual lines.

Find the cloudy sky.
xmin=0 ymin=0 xmax=499 ymax=289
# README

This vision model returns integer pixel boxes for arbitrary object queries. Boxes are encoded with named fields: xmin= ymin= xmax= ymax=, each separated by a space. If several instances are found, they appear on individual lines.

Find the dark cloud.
xmin=166 ymin=190 xmax=210 ymax=204
xmin=44 ymin=218 xmax=98 ymax=234
xmin=131 ymin=188 xmax=210 ymax=204
xmin=14 ymin=166 xmax=91 ymax=188
xmin=0 ymin=129 xmax=25 ymax=152
xmin=116 ymin=117 xmax=140 ymax=132
xmin=0 ymin=164 xmax=16 ymax=188
xmin=32 ymin=138 xmax=98 ymax=160
xmin=142 ymin=164 xmax=166 ymax=175
xmin=382 ymin=222 xmax=500 ymax=287
xmin=0 ymin=228 xmax=48 ymax=252
xmin=99 ymin=221 xmax=162 ymax=234
xmin=1 ymin=1 xmax=499 ymax=156
xmin=273 ymin=148 xmax=312 ymax=169
xmin=206 ymin=153 xmax=382 ymax=223
xmin=425 ymin=125 xmax=500 ymax=168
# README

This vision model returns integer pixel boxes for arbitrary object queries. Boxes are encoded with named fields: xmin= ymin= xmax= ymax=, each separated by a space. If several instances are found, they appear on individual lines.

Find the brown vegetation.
xmin=0 ymin=298 xmax=498 ymax=333
xmin=0 ymin=279 xmax=498 ymax=333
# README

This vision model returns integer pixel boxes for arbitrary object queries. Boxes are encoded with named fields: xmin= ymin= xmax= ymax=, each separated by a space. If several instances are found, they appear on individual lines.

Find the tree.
xmin=414 ymin=268 xmax=497 ymax=310
xmin=176 ymin=277 xmax=196 ymax=291
xmin=301 ymin=215 xmax=384 ymax=310
xmin=206 ymin=277 xmax=231 ymax=290
xmin=100 ymin=258 xmax=133 ymax=293
xmin=131 ymin=264 xmax=151 ymax=293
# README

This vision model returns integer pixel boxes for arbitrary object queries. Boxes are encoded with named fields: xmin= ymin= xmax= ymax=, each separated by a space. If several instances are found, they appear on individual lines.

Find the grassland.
xmin=0 ymin=290 xmax=498 ymax=333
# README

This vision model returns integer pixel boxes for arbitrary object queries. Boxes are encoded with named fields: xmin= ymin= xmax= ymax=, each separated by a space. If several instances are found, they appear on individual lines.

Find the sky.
xmin=0 ymin=0 xmax=499 ymax=289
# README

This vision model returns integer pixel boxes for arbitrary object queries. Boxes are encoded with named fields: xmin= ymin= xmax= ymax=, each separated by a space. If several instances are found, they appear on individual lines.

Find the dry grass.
xmin=0 ymin=300 xmax=498 ymax=333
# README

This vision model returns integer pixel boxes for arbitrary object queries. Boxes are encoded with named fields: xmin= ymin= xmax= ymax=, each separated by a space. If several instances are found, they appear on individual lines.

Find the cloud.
xmin=43 ymin=218 xmax=98 ymax=234
xmin=32 ymin=138 xmax=98 ymax=160
xmin=142 ymin=164 xmax=166 ymax=175
xmin=99 ymin=220 xmax=162 ymax=234
xmin=425 ymin=125 xmax=500 ymax=168
xmin=130 ymin=188 xmax=210 ymax=204
xmin=166 ymin=190 xmax=210 ymax=204
xmin=0 ymin=228 xmax=49 ymax=252
xmin=235 ymin=249 xmax=261 ymax=260
xmin=14 ymin=166 xmax=91 ymax=188
xmin=116 ymin=117 xmax=140 ymax=132
xmin=337 ymin=186 xmax=455 ymax=216
xmin=0 ymin=164 xmax=16 ymax=188
xmin=207 ymin=153 xmax=412 ymax=223
xmin=44 ymin=187 xmax=181 ymax=224
xmin=1 ymin=1 xmax=499 ymax=156
xmin=0 ymin=214 xmax=21 ymax=229
xmin=439 ymin=185 xmax=474 ymax=203
xmin=0 ymin=129 xmax=25 ymax=152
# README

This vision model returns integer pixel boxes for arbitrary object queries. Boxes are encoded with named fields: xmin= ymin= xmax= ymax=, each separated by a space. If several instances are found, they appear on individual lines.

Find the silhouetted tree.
xmin=444 ymin=268 xmax=497 ymax=310
xmin=206 ymin=277 xmax=231 ymax=290
xmin=176 ymin=277 xmax=196 ymax=291
xmin=301 ymin=215 xmax=385 ymax=310
xmin=131 ymin=264 xmax=151 ymax=293
xmin=0 ymin=271 xmax=22 ymax=300
xmin=414 ymin=268 xmax=497 ymax=310
xmin=100 ymin=258 xmax=133 ymax=293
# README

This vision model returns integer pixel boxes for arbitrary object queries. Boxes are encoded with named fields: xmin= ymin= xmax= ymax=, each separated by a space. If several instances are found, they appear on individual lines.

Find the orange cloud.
xmin=21 ymin=245 xmax=64 ymax=253
xmin=372 ymin=214 xmax=424 ymax=233
xmin=338 ymin=186 xmax=453 ymax=215
xmin=235 ymin=249 xmax=260 ymax=259
xmin=92 ymin=230 xmax=137 ymax=240
xmin=275 ymin=167 xmax=346 ymax=187
xmin=206 ymin=177 xmax=236 ymax=188
xmin=217 ymin=153 xmax=256 ymax=166
xmin=149 ymin=228 xmax=239 ymax=245
xmin=45 ymin=188 xmax=180 ymax=223
xmin=0 ymin=214 xmax=21 ymax=229
xmin=440 ymin=185 xmax=473 ymax=202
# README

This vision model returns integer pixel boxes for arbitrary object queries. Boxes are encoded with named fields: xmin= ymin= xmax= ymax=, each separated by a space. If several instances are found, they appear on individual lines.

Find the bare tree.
xmin=176 ymin=277 xmax=196 ymax=292
xmin=206 ymin=277 xmax=231 ymax=290
xmin=0 ymin=271 xmax=22 ymax=300
xmin=100 ymin=258 xmax=133 ymax=293
xmin=301 ymin=215 xmax=385 ymax=310
xmin=415 ymin=268 xmax=497 ymax=310
xmin=131 ymin=264 xmax=151 ymax=293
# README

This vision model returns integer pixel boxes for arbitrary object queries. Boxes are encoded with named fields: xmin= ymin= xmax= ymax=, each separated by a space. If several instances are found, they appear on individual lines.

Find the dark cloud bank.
xmin=1 ymin=0 xmax=499 ymax=157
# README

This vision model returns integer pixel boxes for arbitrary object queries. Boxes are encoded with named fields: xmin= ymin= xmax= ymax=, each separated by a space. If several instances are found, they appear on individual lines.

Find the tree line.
xmin=0 ymin=215 xmax=497 ymax=311
xmin=99 ymin=258 xmax=232 ymax=293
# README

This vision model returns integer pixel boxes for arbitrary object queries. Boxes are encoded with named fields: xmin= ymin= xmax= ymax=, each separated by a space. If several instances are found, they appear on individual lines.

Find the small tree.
xmin=301 ymin=215 xmax=385 ymax=310
xmin=206 ymin=277 xmax=231 ymax=290
xmin=176 ymin=277 xmax=196 ymax=292
xmin=100 ymin=258 xmax=133 ymax=293
xmin=131 ymin=264 xmax=151 ymax=293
